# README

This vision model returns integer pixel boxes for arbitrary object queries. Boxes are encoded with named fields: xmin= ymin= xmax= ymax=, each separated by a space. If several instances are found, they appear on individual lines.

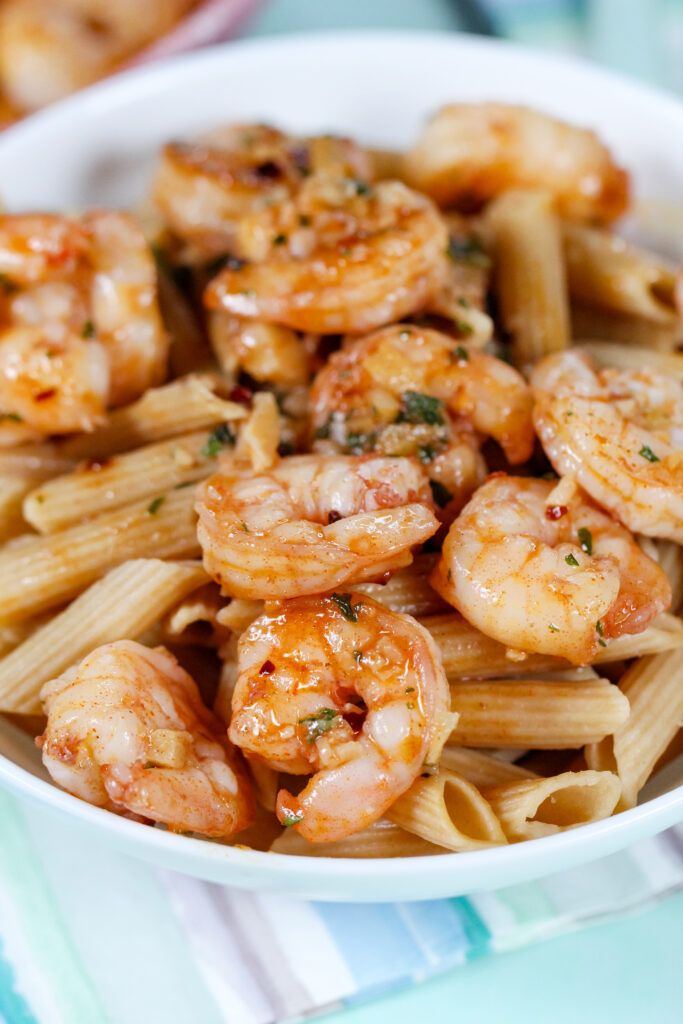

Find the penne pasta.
xmin=439 ymin=746 xmax=538 ymax=787
xmin=653 ymin=542 xmax=683 ymax=613
xmin=0 ymin=487 xmax=200 ymax=625
xmin=423 ymin=611 xmax=683 ymax=680
xmin=482 ymin=770 xmax=621 ymax=841
xmin=0 ymin=559 xmax=208 ymax=714
xmin=387 ymin=768 xmax=507 ymax=851
xmin=354 ymin=553 xmax=448 ymax=617
xmin=585 ymin=648 xmax=683 ymax=810
xmin=56 ymin=375 xmax=246 ymax=460
xmin=563 ymin=222 xmax=679 ymax=324
xmin=24 ymin=431 xmax=225 ymax=534
xmin=163 ymin=582 xmax=227 ymax=648
xmin=571 ymin=303 xmax=682 ymax=349
xmin=576 ymin=341 xmax=683 ymax=379
xmin=270 ymin=817 xmax=446 ymax=858
xmin=235 ymin=391 xmax=280 ymax=472
xmin=448 ymin=678 xmax=630 ymax=748
xmin=487 ymin=189 xmax=570 ymax=364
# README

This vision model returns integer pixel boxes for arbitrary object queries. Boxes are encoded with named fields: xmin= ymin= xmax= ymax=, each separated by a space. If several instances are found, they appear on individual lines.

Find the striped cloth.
xmin=1 ymin=786 xmax=682 ymax=1024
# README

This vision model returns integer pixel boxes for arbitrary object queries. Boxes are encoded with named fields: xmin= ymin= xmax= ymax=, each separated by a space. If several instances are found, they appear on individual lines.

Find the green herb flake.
xmin=331 ymin=592 xmax=361 ymax=623
xmin=447 ymin=235 xmax=491 ymax=268
xmin=596 ymin=621 xmax=605 ymax=637
xmin=399 ymin=391 xmax=445 ymax=427
xmin=353 ymin=649 xmax=363 ymax=663
xmin=452 ymin=345 xmax=470 ymax=363
xmin=565 ymin=553 xmax=579 ymax=567
xmin=598 ymin=638 xmax=607 ymax=648
xmin=298 ymin=707 xmax=338 ymax=744
xmin=201 ymin=423 xmax=236 ymax=457
xmin=639 ymin=445 xmax=660 ymax=463
xmin=345 ymin=430 xmax=377 ymax=454
xmin=298 ymin=214 xmax=312 ymax=227
xmin=273 ymin=233 xmax=287 ymax=246
xmin=143 ymin=761 xmax=154 ymax=770
xmin=352 ymin=179 xmax=371 ymax=196
xmin=406 ymin=702 xmax=415 ymax=710
xmin=399 ymin=328 xmax=412 ymax=340
xmin=282 ymin=811 xmax=304 ymax=827
xmin=566 ymin=410 xmax=574 ymax=418
xmin=147 ymin=496 xmax=165 ymax=515
xmin=173 ymin=479 xmax=199 ymax=490
xmin=81 ymin=320 xmax=95 ymax=339
xmin=578 ymin=527 xmax=593 ymax=556
xmin=0 ymin=411 xmax=22 ymax=423
xmin=418 ymin=444 xmax=436 ymax=464
xmin=549 ymin=623 xmax=560 ymax=632
xmin=314 ymin=417 xmax=332 ymax=440
xmin=240 ymin=521 xmax=249 ymax=533
xmin=405 ymin=687 xmax=415 ymax=693
xmin=454 ymin=321 xmax=473 ymax=338
xmin=429 ymin=479 xmax=453 ymax=508
xmin=339 ymin=246 xmax=353 ymax=257
xmin=446 ymin=568 xmax=452 ymax=582
xmin=457 ymin=296 xmax=470 ymax=309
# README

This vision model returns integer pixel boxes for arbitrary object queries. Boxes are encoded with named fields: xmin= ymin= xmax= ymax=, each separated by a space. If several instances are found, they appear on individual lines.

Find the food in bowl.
xmin=0 ymin=101 xmax=681 ymax=860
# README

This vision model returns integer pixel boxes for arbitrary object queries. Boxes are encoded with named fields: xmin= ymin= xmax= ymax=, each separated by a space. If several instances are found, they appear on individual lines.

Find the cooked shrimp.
xmin=532 ymin=350 xmax=683 ymax=542
xmin=405 ymin=103 xmax=629 ymax=223
xmin=0 ymin=0 xmax=197 ymax=112
xmin=0 ymin=212 xmax=168 ymax=440
xmin=208 ymin=312 xmax=312 ymax=387
xmin=39 ymin=640 xmax=253 ymax=837
xmin=230 ymin=593 xmax=451 ymax=842
xmin=153 ymin=126 xmax=371 ymax=258
xmin=309 ymin=325 xmax=534 ymax=508
xmin=195 ymin=453 xmax=439 ymax=600
xmin=432 ymin=475 xmax=671 ymax=665
xmin=204 ymin=176 xmax=448 ymax=334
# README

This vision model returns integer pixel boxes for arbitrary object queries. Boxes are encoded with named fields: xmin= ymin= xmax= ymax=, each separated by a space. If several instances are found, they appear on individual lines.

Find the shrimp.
xmin=0 ymin=0 xmax=197 ymax=112
xmin=532 ymin=350 xmax=683 ymax=542
xmin=204 ymin=176 xmax=448 ymax=334
xmin=431 ymin=475 xmax=671 ymax=665
xmin=195 ymin=453 xmax=439 ymax=600
xmin=405 ymin=104 xmax=629 ymax=223
xmin=229 ymin=593 xmax=452 ymax=842
xmin=0 ymin=212 xmax=168 ymax=441
xmin=38 ymin=640 xmax=254 ymax=837
xmin=153 ymin=126 xmax=372 ymax=258
xmin=310 ymin=325 xmax=534 ymax=514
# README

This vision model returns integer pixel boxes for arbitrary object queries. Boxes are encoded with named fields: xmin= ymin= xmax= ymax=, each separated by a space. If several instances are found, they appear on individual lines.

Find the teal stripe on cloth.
xmin=450 ymin=896 xmax=491 ymax=957
xmin=0 ymin=941 xmax=38 ymax=1024
xmin=0 ymin=791 xmax=106 ymax=1024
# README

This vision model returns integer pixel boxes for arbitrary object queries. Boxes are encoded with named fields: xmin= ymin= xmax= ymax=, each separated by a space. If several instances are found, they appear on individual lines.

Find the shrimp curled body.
xmin=196 ymin=454 xmax=439 ymax=600
xmin=432 ymin=475 xmax=671 ymax=665
xmin=405 ymin=103 xmax=629 ymax=223
xmin=532 ymin=350 xmax=683 ymax=542
xmin=230 ymin=594 xmax=452 ymax=842
xmin=39 ymin=640 xmax=254 ymax=837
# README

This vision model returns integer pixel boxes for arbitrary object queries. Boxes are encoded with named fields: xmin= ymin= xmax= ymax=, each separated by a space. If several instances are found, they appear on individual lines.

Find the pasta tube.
xmin=482 ymin=770 xmax=621 ymax=841
xmin=448 ymin=678 xmax=630 ymax=748
xmin=24 ymin=430 xmax=223 ymax=534
xmin=439 ymin=746 xmax=537 ymax=786
xmin=487 ymin=189 xmax=570 ymax=364
xmin=576 ymin=341 xmax=683 ymax=379
xmin=57 ymin=375 xmax=246 ymax=460
xmin=387 ymin=768 xmax=507 ymax=851
xmin=270 ymin=818 xmax=445 ymax=858
xmin=0 ymin=559 xmax=208 ymax=714
xmin=585 ymin=648 xmax=683 ymax=809
xmin=0 ymin=487 xmax=200 ymax=624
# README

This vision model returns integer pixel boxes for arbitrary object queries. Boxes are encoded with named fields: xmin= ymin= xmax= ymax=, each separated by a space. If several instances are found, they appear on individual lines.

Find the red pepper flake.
xmin=545 ymin=504 xmax=568 ymax=521
xmin=34 ymin=388 xmax=56 ymax=402
xmin=327 ymin=509 xmax=343 ymax=524
xmin=229 ymin=385 xmax=252 ymax=405
xmin=259 ymin=660 xmax=275 ymax=676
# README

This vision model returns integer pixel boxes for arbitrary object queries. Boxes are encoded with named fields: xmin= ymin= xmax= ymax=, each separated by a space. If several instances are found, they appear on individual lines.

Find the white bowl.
xmin=0 ymin=31 xmax=682 ymax=902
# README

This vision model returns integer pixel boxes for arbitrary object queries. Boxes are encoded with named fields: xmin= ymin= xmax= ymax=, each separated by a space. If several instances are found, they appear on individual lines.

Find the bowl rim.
xmin=0 ymin=28 xmax=682 ymax=887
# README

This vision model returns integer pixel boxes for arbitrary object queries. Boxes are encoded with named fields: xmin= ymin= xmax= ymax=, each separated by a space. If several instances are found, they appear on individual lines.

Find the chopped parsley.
xmin=201 ymin=423 xmax=236 ymax=457
xmin=429 ymin=479 xmax=453 ymax=507
xmin=240 ymin=521 xmax=249 ymax=532
xmin=565 ymin=553 xmax=579 ymax=567
xmin=406 ymin=702 xmax=415 ymax=709
xmin=353 ymin=649 xmax=363 ymax=663
xmin=282 ymin=811 xmax=304 ymax=827
xmin=596 ymin=620 xmax=607 ymax=647
xmin=273 ymin=233 xmax=287 ymax=246
xmin=418 ymin=444 xmax=436 ymax=464
xmin=298 ymin=708 xmax=338 ymax=743
xmin=447 ymin=235 xmax=491 ymax=268
xmin=331 ymin=592 xmax=362 ymax=623
xmin=398 ymin=391 xmax=445 ymax=427
xmin=578 ymin=527 xmax=593 ymax=556
xmin=345 ymin=430 xmax=377 ymax=454
xmin=298 ymin=214 xmax=312 ymax=227
xmin=549 ymin=623 xmax=560 ymax=632
xmin=639 ymin=445 xmax=660 ymax=463
xmin=0 ymin=411 xmax=22 ymax=423
xmin=457 ymin=296 xmax=470 ymax=309
xmin=399 ymin=328 xmax=412 ymax=340
xmin=451 ymin=345 xmax=470 ymax=363
xmin=147 ymin=496 xmax=165 ymax=515
xmin=174 ymin=479 xmax=200 ymax=490
xmin=81 ymin=320 xmax=95 ymax=338
xmin=350 ymin=179 xmax=371 ymax=196
xmin=314 ymin=417 xmax=332 ymax=440
xmin=453 ymin=321 xmax=473 ymax=338
xmin=446 ymin=568 xmax=452 ymax=582
xmin=405 ymin=687 xmax=415 ymax=694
